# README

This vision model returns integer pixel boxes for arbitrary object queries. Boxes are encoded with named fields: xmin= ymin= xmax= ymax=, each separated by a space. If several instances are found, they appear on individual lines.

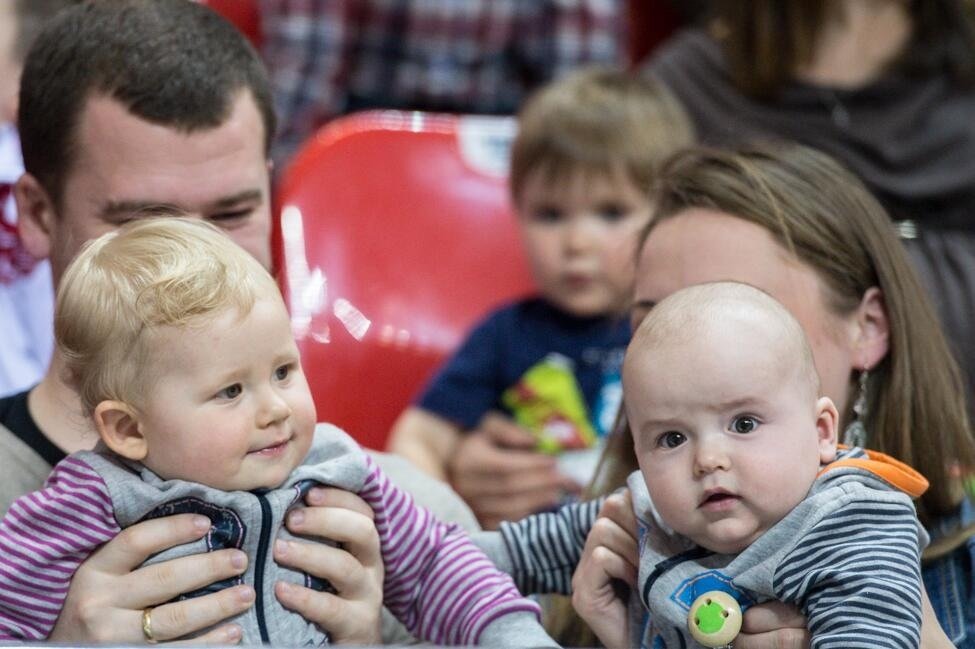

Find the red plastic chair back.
xmin=275 ymin=111 xmax=535 ymax=449
xmin=198 ymin=0 xmax=262 ymax=48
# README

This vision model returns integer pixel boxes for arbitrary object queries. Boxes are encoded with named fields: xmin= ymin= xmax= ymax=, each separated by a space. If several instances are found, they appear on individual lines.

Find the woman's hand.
xmin=274 ymin=487 xmax=384 ymax=645
xmin=737 ymin=602 xmax=809 ymax=649
xmin=49 ymin=513 xmax=254 ymax=644
xmin=571 ymin=490 xmax=638 ymax=649
xmin=449 ymin=412 xmax=580 ymax=529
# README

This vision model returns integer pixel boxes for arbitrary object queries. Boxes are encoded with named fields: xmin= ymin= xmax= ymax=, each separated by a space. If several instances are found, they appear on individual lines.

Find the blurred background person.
xmin=643 ymin=0 xmax=975 ymax=418
xmin=259 ymin=0 xmax=627 ymax=170
xmin=0 ymin=0 xmax=76 ymax=398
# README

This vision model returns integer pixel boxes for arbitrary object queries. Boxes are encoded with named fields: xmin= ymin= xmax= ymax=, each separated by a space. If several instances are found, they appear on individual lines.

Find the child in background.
xmin=0 ymin=218 xmax=553 ymax=646
xmin=0 ymin=0 xmax=76 ymax=397
xmin=389 ymin=67 xmax=693 ymax=523
xmin=615 ymin=282 xmax=926 ymax=648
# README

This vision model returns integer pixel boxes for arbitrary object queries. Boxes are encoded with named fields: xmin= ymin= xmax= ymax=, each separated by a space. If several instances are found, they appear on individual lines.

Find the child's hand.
xmin=571 ymin=490 xmax=638 ymax=649
xmin=274 ymin=487 xmax=383 ymax=645
xmin=448 ymin=412 xmax=581 ymax=529
xmin=49 ymin=513 xmax=252 ymax=644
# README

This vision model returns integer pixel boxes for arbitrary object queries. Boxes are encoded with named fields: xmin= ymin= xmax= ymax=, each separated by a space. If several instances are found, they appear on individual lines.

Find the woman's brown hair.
xmin=710 ymin=0 xmax=975 ymax=97
xmin=553 ymin=141 xmax=975 ymax=645
xmin=613 ymin=143 xmax=973 ymax=526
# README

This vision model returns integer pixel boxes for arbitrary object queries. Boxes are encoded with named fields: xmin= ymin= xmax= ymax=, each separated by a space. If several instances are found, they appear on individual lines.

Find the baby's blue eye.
xmin=275 ymin=364 xmax=291 ymax=381
xmin=218 ymin=383 xmax=242 ymax=400
xmin=731 ymin=416 xmax=758 ymax=434
xmin=657 ymin=431 xmax=686 ymax=449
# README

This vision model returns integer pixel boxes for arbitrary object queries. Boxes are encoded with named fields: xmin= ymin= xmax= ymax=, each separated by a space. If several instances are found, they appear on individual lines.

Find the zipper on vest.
xmin=253 ymin=491 xmax=273 ymax=643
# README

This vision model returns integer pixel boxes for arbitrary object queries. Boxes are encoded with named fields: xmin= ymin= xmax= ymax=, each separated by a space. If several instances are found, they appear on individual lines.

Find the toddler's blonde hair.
xmin=55 ymin=215 xmax=280 ymax=414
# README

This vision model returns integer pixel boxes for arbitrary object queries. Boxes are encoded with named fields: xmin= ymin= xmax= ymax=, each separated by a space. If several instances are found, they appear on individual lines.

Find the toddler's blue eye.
xmin=731 ymin=416 xmax=758 ymax=434
xmin=657 ymin=431 xmax=686 ymax=449
xmin=275 ymin=364 xmax=291 ymax=381
xmin=218 ymin=383 xmax=242 ymax=399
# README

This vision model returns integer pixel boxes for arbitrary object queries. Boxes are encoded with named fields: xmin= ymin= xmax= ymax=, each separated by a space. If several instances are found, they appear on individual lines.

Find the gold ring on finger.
xmin=141 ymin=606 xmax=157 ymax=644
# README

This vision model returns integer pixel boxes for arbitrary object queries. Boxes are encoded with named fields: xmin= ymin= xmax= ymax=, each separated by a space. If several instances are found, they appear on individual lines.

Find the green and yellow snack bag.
xmin=502 ymin=353 xmax=597 ymax=453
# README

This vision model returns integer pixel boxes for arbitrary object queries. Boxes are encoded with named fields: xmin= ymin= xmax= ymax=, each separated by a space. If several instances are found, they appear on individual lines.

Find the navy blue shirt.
xmin=417 ymin=298 xmax=630 ymax=431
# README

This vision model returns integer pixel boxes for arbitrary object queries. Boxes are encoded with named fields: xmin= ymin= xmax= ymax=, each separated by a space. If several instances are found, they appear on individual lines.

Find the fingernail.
xmin=307 ymin=487 xmax=325 ymax=504
xmin=288 ymin=510 xmax=304 ymax=526
xmin=236 ymin=586 xmax=255 ymax=603
xmin=275 ymin=539 xmax=289 ymax=558
xmin=193 ymin=515 xmax=211 ymax=532
xmin=230 ymin=550 xmax=247 ymax=569
xmin=225 ymin=625 xmax=242 ymax=642
xmin=277 ymin=581 xmax=294 ymax=596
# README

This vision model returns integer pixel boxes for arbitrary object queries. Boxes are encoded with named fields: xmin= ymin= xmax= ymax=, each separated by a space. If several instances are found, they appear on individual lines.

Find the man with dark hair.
xmin=0 ymin=1 xmax=400 ymax=643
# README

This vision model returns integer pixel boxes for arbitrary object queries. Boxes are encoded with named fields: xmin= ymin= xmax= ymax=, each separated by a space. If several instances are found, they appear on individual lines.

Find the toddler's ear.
xmin=94 ymin=401 xmax=148 ymax=461
xmin=816 ymin=396 xmax=839 ymax=464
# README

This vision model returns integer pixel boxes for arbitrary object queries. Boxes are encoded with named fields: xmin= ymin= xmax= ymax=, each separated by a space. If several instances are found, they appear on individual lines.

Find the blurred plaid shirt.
xmin=259 ymin=0 xmax=626 ymax=167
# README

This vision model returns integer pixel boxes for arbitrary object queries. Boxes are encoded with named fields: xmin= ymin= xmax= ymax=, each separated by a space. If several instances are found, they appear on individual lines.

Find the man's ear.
xmin=816 ymin=396 xmax=839 ymax=463
xmin=853 ymin=287 xmax=890 ymax=371
xmin=13 ymin=172 xmax=56 ymax=260
xmin=93 ymin=400 xmax=148 ymax=461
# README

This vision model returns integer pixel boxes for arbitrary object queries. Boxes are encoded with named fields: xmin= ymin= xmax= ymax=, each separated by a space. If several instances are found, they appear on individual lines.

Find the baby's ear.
xmin=94 ymin=400 xmax=148 ymax=461
xmin=815 ymin=396 xmax=839 ymax=464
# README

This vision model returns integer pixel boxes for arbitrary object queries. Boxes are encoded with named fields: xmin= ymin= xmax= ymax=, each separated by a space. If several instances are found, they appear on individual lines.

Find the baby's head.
xmin=56 ymin=216 xmax=316 ymax=491
xmin=509 ymin=67 xmax=693 ymax=318
xmin=623 ymin=282 xmax=838 ymax=554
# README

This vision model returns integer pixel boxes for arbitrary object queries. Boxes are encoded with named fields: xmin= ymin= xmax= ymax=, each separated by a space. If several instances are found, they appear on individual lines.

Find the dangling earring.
xmin=842 ymin=369 xmax=869 ymax=448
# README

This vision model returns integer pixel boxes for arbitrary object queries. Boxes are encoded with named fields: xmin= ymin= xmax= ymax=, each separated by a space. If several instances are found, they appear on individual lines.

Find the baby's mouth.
xmin=699 ymin=489 xmax=740 ymax=508
xmin=250 ymin=436 xmax=292 ymax=455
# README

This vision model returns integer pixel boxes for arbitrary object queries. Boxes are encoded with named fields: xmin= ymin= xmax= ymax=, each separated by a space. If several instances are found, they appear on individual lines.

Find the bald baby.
xmin=624 ymin=281 xmax=839 ymax=554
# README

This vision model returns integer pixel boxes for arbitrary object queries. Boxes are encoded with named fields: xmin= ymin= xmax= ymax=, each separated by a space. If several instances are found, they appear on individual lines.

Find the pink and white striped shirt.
xmin=0 ymin=448 xmax=539 ymax=642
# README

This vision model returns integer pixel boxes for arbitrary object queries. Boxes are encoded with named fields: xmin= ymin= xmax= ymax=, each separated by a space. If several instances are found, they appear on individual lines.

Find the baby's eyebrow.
xmin=630 ymin=299 xmax=656 ymax=313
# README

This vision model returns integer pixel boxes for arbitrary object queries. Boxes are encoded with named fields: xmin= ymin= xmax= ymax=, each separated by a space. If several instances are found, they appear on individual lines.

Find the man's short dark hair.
xmin=18 ymin=0 xmax=277 ymax=207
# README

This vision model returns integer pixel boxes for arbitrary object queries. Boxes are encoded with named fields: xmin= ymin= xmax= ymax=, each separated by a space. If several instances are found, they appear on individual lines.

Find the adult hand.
xmin=448 ymin=411 xmax=580 ymax=529
xmin=274 ymin=487 xmax=383 ymax=645
xmin=737 ymin=602 xmax=809 ymax=649
xmin=920 ymin=586 xmax=953 ymax=649
xmin=49 ymin=514 xmax=253 ymax=644
xmin=571 ymin=491 xmax=638 ymax=649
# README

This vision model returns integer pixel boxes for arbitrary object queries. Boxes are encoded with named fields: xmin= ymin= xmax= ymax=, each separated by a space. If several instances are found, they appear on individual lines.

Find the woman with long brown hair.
xmin=493 ymin=142 xmax=971 ymax=647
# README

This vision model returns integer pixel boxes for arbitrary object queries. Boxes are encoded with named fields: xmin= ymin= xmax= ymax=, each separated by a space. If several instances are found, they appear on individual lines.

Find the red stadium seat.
xmin=627 ymin=0 xmax=683 ymax=65
xmin=274 ymin=111 xmax=536 ymax=450
xmin=198 ymin=0 xmax=262 ymax=48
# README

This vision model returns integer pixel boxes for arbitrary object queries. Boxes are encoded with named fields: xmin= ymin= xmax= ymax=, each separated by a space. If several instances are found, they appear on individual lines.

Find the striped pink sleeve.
xmin=0 ymin=456 xmax=119 ymax=640
xmin=359 ymin=455 xmax=541 ymax=645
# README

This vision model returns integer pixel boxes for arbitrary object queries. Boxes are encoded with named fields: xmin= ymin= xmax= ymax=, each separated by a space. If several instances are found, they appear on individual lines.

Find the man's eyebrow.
xmin=100 ymin=190 xmax=263 ymax=219
xmin=210 ymin=189 xmax=263 ymax=210
xmin=101 ymin=200 xmax=184 ymax=219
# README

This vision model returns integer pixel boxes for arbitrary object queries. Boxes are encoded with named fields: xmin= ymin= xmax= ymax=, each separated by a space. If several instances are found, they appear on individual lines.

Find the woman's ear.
xmin=816 ymin=396 xmax=839 ymax=463
xmin=853 ymin=286 xmax=890 ymax=371
xmin=93 ymin=400 xmax=148 ymax=461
